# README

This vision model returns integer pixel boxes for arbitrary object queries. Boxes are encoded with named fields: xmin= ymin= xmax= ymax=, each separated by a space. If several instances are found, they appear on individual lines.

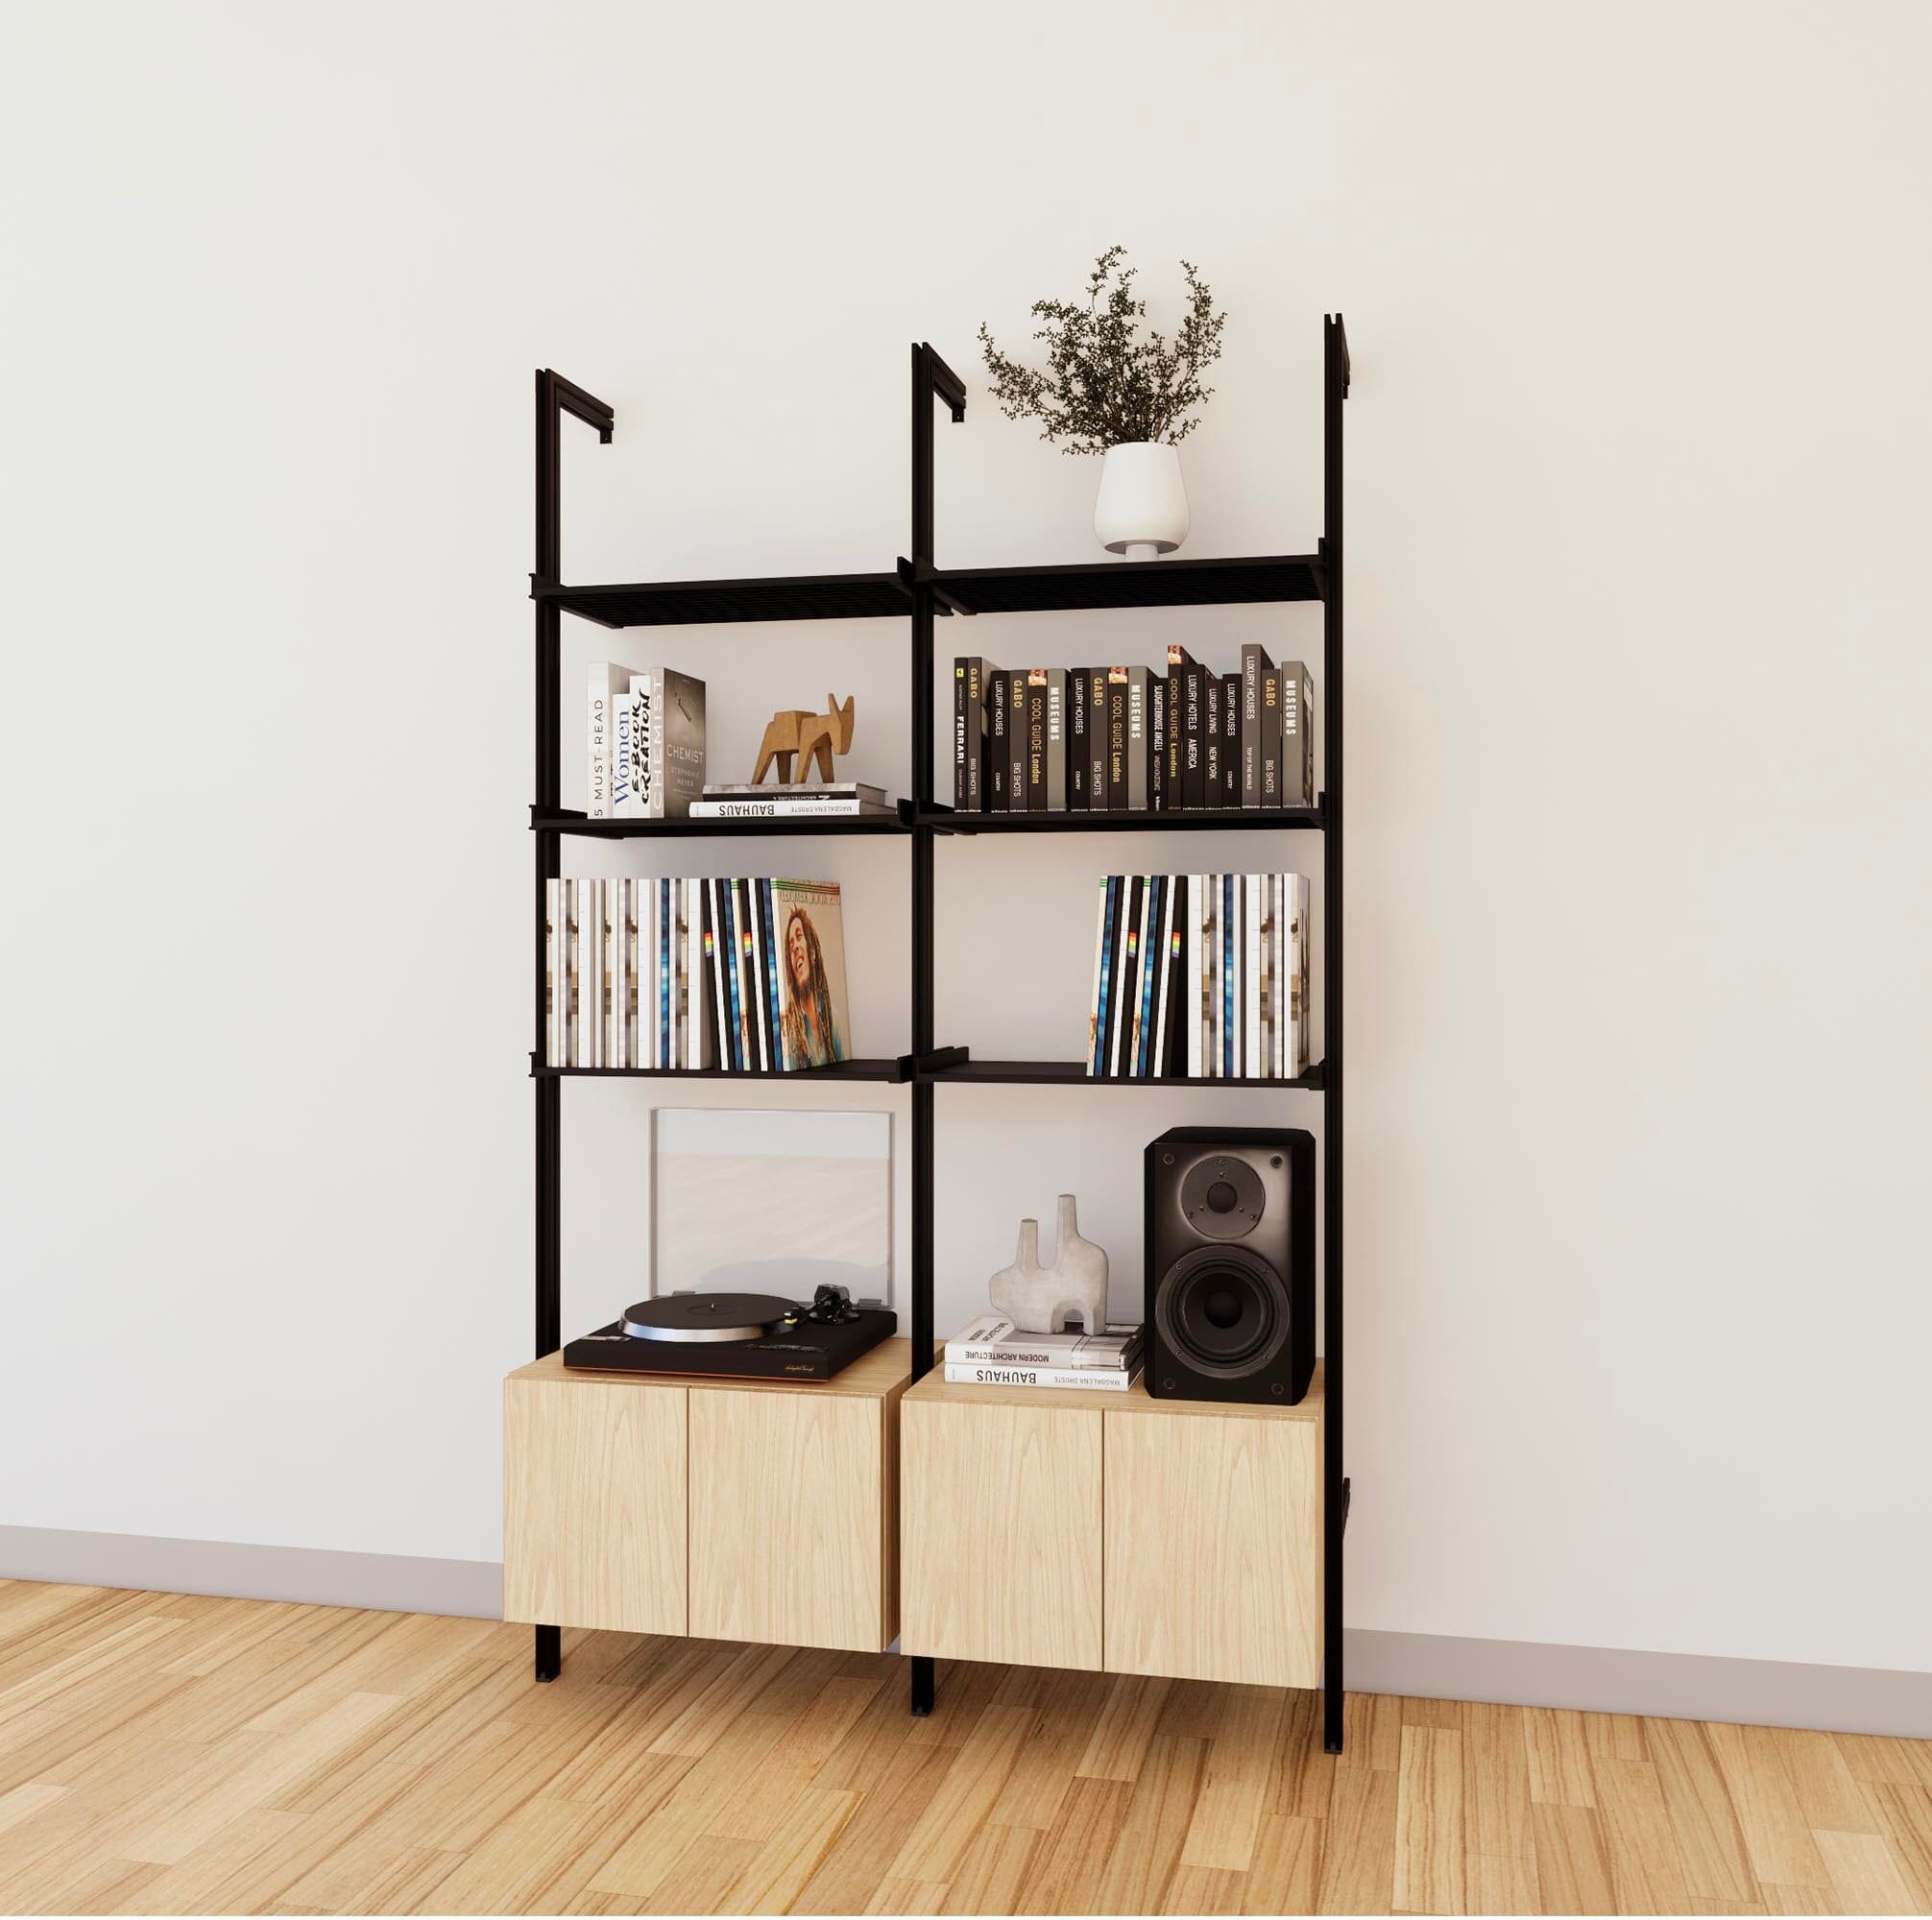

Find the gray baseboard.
xmin=3 ymin=1527 xmax=1921 ymax=1738
xmin=1346 ymin=1626 xmax=1932 ymax=1739
xmin=0 ymin=1525 xmax=501 ymax=1621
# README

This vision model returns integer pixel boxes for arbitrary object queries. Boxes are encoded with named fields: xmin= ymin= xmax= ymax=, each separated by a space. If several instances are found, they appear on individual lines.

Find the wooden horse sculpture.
xmin=753 ymin=693 xmax=857 ymax=785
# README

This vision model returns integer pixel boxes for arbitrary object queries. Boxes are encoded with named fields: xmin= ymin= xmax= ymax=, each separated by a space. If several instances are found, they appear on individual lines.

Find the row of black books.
xmin=543 ymin=876 xmax=854 ymax=1073
xmin=953 ymin=646 xmax=1314 ymax=815
xmin=1088 ymin=873 xmax=1313 ymax=1081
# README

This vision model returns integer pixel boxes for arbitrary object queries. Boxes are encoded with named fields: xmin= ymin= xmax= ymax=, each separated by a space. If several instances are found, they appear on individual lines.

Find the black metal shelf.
xmin=532 ymin=806 xmax=911 ymax=839
xmin=921 ymin=802 xmax=1324 ymax=835
xmin=925 ymin=553 xmax=1320 ymax=615
xmin=537 ymin=554 xmax=1323 ymax=633
xmin=534 ymin=1058 xmax=912 ymax=1084
xmin=927 ymin=1058 xmax=1324 ymax=1091
xmin=536 ymin=571 xmax=912 ymax=629
xmin=529 ymin=324 xmax=1349 ymax=1749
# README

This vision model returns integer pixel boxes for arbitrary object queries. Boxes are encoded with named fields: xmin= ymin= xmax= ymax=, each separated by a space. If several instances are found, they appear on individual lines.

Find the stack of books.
xmin=543 ymin=876 xmax=853 ymax=1073
xmin=953 ymin=645 xmax=1313 ymax=814
xmin=589 ymin=664 xmax=706 ymax=819
xmin=942 ymin=1315 xmax=1145 ymax=1393
xmin=1088 ymin=872 xmax=1312 ymax=1080
xmin=692 ymin=781 xmax=897 ymax=821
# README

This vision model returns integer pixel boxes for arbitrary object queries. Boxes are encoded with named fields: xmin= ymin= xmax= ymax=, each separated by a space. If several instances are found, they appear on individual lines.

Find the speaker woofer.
xmin=1153 ymin=1243 xmax=1291 ymax=1380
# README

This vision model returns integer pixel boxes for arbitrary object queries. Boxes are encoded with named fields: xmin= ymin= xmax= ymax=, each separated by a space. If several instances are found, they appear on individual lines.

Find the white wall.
xmin=3 ymin=0 xmax=1929 ymax=1677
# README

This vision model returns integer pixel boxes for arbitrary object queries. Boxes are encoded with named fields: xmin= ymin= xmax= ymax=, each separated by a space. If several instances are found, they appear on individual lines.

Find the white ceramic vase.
xmin=1094 ymin=442 xmax=1190 ymax=562
xmin=987 ymin=1195 xmax=1109 ymax=1334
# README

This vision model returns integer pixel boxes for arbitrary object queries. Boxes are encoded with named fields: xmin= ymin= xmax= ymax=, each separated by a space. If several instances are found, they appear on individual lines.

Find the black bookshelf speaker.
xmin=1145 ymin=1126 xmax=1316 ymax=1404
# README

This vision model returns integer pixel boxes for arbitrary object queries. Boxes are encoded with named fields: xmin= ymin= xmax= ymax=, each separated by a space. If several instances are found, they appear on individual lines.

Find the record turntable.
xmin=563 ymin=1284 xmax=896 ymax=1382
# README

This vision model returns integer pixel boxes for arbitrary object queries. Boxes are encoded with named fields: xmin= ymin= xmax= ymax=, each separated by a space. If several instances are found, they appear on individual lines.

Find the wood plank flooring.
xmin=0 ymin=1581 xmax=1926 ymax=1915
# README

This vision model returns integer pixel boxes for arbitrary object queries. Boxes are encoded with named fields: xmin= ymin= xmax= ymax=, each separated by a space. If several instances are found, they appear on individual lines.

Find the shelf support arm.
xmin=908 ymin=343 xmax=964 ymax=1719
xmin=1320 ymin=313 xmax=1347 ymax=1751
xmin=532 ymin=369 xmax=613 ymax=1687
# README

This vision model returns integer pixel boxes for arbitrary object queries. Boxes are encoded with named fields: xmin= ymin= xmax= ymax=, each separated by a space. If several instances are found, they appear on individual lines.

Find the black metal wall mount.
xmin=529 ymin=324 xmax=1350 ymax=1749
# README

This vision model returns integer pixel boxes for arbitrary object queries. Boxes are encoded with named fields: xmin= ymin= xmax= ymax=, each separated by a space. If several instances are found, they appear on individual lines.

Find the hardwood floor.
xmin=0 ymin=1581 xmax=1927 ymax=1915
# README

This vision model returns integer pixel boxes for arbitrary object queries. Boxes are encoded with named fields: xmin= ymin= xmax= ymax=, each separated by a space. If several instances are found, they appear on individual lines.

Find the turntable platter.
xmin=618 ymin=1293 xmax=799 ymax=1344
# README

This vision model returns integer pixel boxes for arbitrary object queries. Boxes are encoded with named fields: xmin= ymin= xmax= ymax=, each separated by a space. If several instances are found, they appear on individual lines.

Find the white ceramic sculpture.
xmin=987 ymin=1194 xmax=1109 ymax=1334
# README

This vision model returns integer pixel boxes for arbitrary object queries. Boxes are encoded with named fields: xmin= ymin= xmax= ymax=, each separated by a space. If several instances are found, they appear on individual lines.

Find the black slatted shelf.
xmin=927 ymin=554 xmax=1321 ymax=615
xmin=535 ymin=1059 xmax=911 ymax=1084
xmin=927 ymin=1058 xmax=1324 ymax=1091
xmin=532 ymin=807 xmax=911 ymax=839
xmin=538 ymin=571 xmax=912 ymax=628
xmin=921 ymin=802 xmax=1324 ymax=834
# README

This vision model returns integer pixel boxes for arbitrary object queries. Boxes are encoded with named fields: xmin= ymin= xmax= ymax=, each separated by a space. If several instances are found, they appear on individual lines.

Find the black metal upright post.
xmin=532 ymin=369 xmax=613 ymax=1684
xmin=907 ymin=343 xmax=965 ymax=1716
xmin=1320 ymin=316 xmax=1349 ymax=1752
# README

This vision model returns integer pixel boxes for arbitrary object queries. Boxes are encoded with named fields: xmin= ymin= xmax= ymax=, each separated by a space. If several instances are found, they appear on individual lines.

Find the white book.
xmin=943 ymin=1362 xmax=1136 ymax=1393
xmin=565 ymin=879 xmax=579 ymax=1068
xmin=1152 ymin=872 xmax=1177 ymax=1078
xmin=688 ymin=799 xmax=896 ymax=819
xmin=594 ymin=878 xmax=610 ymax=1069
xmin=1291 ymin=873 xmax=1312 ymax=1074
xmin=616 ymin=672 xmax=654 ymax=820
xmin=707 ymin=878 xmax=732 ymax=1068
xmin=1276 ymin=874 xmax=1289 ymax=1080
xmin=945 ymin=1314 xmax=1144 ymax=1369
xmin=556 ymin=878 xmax=570 ymax=1069
xmin=653 ymin=878 xmax=665 ymax=1069
xmin=612 ymin=690 xmax=638 ymax=821
xmin=568 ymin=879 xmax=587 ymax=1068
xmin=1207 ymin=877 xmax=1220 ymax=1078
xmin=1186 ymin=876 xmax=1203 ymax=1080
xmin=636 ymin=877 xmax=650 ymax=1069
xmin=1244 ymin=875 xmax=1263 ymax=1078
xmin=1268 ymin=874 xmax=1280 ymax=1079
xmin=638 ymin=876 xmax=651 ymax=1069
xmin=543 ymin=879 xmax=558 ymax=1067
xmin=587 ymin=664 xmax=636 ymax=819
xmin=614 ymin=878 xmax=630 ymax=1069
xmin=1109 ymin=879 xmax=1137 ymax=1079
xmin=747 ymin=877 xmax=771 ymax=1072
xmin=600 ymin=880 xmax=617 ymax=1068
xmin=1086 ymin=877 xmax=1109 ymax=1078
xmin=671 ymin=876 xmax=684 ymax=1067
xmin=684 ymin=878 xmax=705 ymax=1068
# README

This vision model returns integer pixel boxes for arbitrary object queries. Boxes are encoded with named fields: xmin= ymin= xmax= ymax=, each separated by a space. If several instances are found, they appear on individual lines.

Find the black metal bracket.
xmin=1327 ymin=312 xmax=1350 ymax=397
xmin=897 ymin=555 xmax=966 ymax=617
xmin=547 ymin=372 xmax=615 ymax=444
xmin=913 ymin=1045 xmax=970 ymax=1078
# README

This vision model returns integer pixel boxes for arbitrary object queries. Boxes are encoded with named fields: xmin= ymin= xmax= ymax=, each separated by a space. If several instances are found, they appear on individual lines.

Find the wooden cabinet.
xmin=900 ymin=1392 xmax=1103 ymax=1670
xmin=900 ymin=1366 xmax=1322 ymax=1688
xmin=1104 ymin=1396 xmax=1321 ymax=1688
xmin=502 ymin=1373 xmax=687 ymax=1636
xmin=689 ymin=1381 xmax=897 ymax=1653
xmin=504 ymin=1340 xmax=911 ymax=1655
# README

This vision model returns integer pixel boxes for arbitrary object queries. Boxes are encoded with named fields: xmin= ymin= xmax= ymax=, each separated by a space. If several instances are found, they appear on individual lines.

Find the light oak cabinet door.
xmin=688 ymin=1387 xmax=895 ymax=1653
xmin=901 ymin=1396 xmax=1103 ymax=1671
xmin=502 ymin=1376 xmax=687 ymax=1636
xmin=1102 ymin=1404 xmax=1320 ymax=1688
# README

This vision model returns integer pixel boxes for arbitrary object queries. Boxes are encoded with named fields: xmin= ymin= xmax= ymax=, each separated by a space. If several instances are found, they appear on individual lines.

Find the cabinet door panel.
xmin=1103 ymin=1406 xmax=1319 ymax=1687
xmin=688 ymin=1388 xmax=889 ymax=1652
xmin=902 ymin=1399 xmax=1102 ymax=1670
xmin=503 ymin=1377 xmax=687 ymax=1635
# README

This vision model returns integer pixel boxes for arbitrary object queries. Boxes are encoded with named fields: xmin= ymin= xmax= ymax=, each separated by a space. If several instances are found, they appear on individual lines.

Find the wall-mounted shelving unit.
xmin=529 ymin=319 xmax=1349 ymax=1750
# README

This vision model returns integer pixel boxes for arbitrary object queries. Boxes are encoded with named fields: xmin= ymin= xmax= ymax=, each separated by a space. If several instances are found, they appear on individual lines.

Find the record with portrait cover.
xmin=771 ymin=878 xmax=852 ymax=1069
